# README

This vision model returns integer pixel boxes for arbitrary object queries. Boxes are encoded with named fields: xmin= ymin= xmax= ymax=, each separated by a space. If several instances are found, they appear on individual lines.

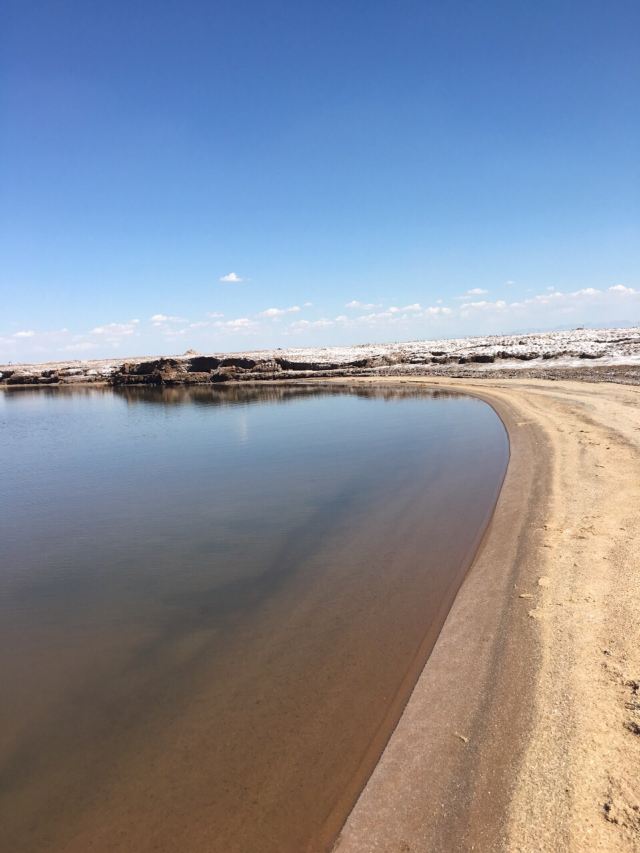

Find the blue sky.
xmin=2 ymin=0 xmax=639 ymax=361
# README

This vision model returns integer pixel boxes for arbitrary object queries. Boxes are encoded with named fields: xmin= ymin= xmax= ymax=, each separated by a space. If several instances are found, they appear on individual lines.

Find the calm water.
xmin=0 ymin=385 xmax=508 ymax=853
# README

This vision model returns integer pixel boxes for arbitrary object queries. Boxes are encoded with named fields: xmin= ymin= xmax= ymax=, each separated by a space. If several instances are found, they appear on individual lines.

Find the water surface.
xmin=0 ymin=385 xmax=508 ymax=853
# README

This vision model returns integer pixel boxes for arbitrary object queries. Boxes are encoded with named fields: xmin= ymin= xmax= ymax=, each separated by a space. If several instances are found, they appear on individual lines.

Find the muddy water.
xmin=0 ymin=385 xmax=508 ymax=853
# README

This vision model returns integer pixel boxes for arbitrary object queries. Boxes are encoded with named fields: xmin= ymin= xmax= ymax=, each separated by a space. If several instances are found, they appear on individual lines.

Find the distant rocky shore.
xmin=2 ymin=327 xmax=639 ymax=387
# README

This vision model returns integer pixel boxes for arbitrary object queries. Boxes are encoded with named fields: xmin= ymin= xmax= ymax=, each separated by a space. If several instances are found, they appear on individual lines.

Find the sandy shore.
xmin=332 ymin=377 xmax=640 ymax=853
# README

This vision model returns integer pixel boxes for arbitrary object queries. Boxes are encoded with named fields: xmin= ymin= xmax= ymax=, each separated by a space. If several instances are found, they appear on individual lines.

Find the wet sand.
xmin=333 ymin=377 xmax=640 ymax=853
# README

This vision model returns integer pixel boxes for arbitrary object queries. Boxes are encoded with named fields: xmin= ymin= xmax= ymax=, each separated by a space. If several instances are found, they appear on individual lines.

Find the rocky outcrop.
xmin=2 ymin=327 xmax=639 ymax=388
xmin=458 ymin=353 xmax=496 ymax=364
xmin=5 ymin=371 xmax=58 ymax=385
xmin=186 ymin=356 xmax=222 ymax=372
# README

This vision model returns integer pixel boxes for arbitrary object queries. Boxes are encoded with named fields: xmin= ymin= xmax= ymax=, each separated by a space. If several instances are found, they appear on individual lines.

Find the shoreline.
xmin=309 ymin=386 xmax=512 ymax=853
xmin=2 ymin=377 xmax=638 ymax=850
xmin=331 ymin=377 xmax=640 ymax=852
xmin=321 ymin=377 xmax=548 ymax=852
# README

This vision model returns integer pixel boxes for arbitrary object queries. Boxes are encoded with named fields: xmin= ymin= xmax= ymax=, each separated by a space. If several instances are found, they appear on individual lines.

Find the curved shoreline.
xmin=318 ymin=377 xmax=549 ymax=852
xmin=2 ymin=378 xmax=637 ymax=850
xmin=310 ymin=388 xmax=511 ymax=853
xmin=331 ymin=377 xmax=640 ymax=852
xmin=0 ymin=382 xmax=510 ymax=853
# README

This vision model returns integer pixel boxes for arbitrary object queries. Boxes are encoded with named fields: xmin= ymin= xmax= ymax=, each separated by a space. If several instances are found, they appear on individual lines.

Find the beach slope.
xmin=334 ymin=378 xmax=640 ymax=853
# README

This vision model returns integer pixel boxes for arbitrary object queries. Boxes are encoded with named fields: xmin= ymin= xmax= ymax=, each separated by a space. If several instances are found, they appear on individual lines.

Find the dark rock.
xmin=112 ymin=358 xmax=188 ymax=386
xmin=127 ymin=358 xmax=181 ymax=376
xmin=276 ymin=358 xmax=339 ymax=371
xmin=182 ymin=372 xmax=212 ymax=384
xmin=469 ymin=353 xmax=495 ymax=364
xmin=187 ymin=356 xmax=221 ymax=372
xmin=6 ymin=372 xmax=56 ymax=385
xmin=211 ymin=366 xmax=241 ymax=383
xmin=220 ymin=357 xmax=257 ymax=370
xmin=251 ymin=359 xmax=282 ymax=373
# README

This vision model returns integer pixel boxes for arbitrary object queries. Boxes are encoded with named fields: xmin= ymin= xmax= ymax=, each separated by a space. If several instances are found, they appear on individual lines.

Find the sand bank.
xmin=333 ymin=377 xmax=640 ymax=853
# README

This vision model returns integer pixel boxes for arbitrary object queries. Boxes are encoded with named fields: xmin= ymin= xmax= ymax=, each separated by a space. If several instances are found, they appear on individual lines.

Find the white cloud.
xmin=91 ymin=320 xmax=139 ymax=337
xmin=345 ymin=300 xmax=381 ymax=310
xmin=289 ymin=319 xmax=310 ymax=331
xmin=149 ymin=314 xmax=189 ymax=336
xmin=0 ymin=327 xmax=96 ymax=358
xmin=358 ymin=311 xmax=394 ymax=322
xmin=389 ymin=304 xmax=423 ymax=313
xmin=61 ymin=341 xmax=96 ymax=352
xmin=457 ymin=285 xmax=639 ymax=327
xmin=5 ymin=282 xmax=634 ymax=361
xmin=214 ymin=317 xmax=256 ymax=331
xmin=456 ymin=288 xmax=489 ymax=300
xmin=460 ymin=299 xmax=507 ymax=311
xmin=219 ymin=272 xmax=244 ymax=283
xmin=150 ymin=313 xmax=184 ymax=325
xmin=609 ymin=284 xmax=637 ymax=294
xmin=260 ymin=305 xmax=301 ymax=318
xmin=289 ymin=317 xmax=335 ymax=332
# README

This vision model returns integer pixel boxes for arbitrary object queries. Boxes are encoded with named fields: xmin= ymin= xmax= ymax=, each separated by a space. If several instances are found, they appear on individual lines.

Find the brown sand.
xmin=333 ymin=377 xmax=640 ymax=853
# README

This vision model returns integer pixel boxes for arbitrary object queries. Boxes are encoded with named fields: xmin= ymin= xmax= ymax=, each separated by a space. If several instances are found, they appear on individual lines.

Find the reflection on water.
xmin=0 ymin=384 xmax=508 ymax=853
xmin=4 ymin=382 xmax=464 ymax=406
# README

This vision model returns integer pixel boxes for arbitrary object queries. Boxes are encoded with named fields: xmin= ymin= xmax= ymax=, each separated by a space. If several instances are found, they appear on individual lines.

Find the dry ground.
xmin=334 ymin=378 xmax=640 ymax=853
